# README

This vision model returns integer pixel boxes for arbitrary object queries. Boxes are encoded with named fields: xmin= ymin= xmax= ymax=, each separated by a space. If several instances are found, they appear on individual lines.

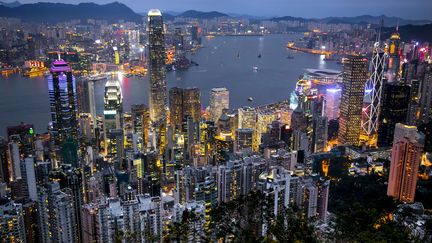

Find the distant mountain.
xmin=270 ymin=15 xmax=431 ymax=27
xmin=0 ymin=1 xmax=20 ymax=8
xmin=177 ymin=10 xmax=229 ymax=19
xmin=382 ymin=24 xmax=432 ymax=42
xmin=321 ymin=15 xmax=431 ymax=27
xmin=0 ymin=2 xmax=143 ymax=23
xmin=270 ymin=16 xmax=310 ymax=22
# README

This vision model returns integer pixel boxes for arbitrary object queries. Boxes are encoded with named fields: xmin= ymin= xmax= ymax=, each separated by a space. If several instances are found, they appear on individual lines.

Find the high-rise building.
xmin=0 ymin=138 xmax=9 ymax=183
xmin=47 ymin=60 xmax=78 ymax=147
xmin=169 ymin=87 xmax=183 ymax=128
xmin=209 ymin=87 xmax=229 ymax=122
xmin=316 ymin=178 xmax=330 ymax=223
xmin=169 ymin=87 xmax=201 ymax=128
xmin=81 ymin=203 xmax=98 ymax=243
xmin=148 ymin=9 xmax=167 ymax=123
xmin=338 ymin=56 xmax=368 ymax=145
xmin=37 ymin=182 xmax=78 ymax=242
xmin=387 ymin=123 xmax=424 ymax=203
xmin=183 ymin=87 xmax=201 ymax=123
xmin=407 ymin=79 xmax=421 ymax=125
xmin=217 ymin=160 xmax=242 ymax=203
xmin=377 ymin=83 xmax=410 ymax=147
xmin=76 ymin=78 xmax=96 ymax=121
xmin=104 ymin=78 xmax=123 ymax=160
xmin=131 ymin=104 xmax=150 ymax=152
xmin=235 ymin=128 xmax=253 ymax=153
xmin=325 ymin=87 xmax=341 ymax=121
xmin=418 ymin=65 xmax=432 ymax=124
xmin=257 ymin=166 xmax=291 ymax=217
xmin=361 ymin=44 xmax=387 ymax=145
xmin=6 ymin=123 xmax=35 ymax=157
xmin=238 ymin=106 xmax=256 ymax=129
xmin=0 ymin=200 xmax=26 ymax=242
xmin=387 ymin=28 xmax=401 ymax=82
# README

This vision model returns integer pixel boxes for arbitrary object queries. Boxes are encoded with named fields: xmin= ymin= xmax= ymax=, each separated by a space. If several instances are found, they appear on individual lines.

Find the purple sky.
xmin=16 ymin=0 xmax=432 ymax=19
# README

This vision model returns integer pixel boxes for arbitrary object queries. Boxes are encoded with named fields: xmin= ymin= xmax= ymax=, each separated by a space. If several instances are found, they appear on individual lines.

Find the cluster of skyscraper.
xmin=1 ymin=8 xmax=431 ymax=242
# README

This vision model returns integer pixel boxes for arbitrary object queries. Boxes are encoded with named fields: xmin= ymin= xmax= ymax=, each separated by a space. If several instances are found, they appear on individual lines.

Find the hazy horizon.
xmin=6 ymin=0 xmax=432 ymax=20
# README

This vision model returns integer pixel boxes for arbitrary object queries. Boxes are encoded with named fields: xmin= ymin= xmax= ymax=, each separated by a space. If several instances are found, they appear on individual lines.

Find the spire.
xmin=57 ymin=52 xmax=61 ymax=61
xmin=396 ymin=20 xmax=399 ymax=32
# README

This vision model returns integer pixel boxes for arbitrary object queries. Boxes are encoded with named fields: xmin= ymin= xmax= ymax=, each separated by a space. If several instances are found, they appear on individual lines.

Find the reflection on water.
xmin=0 ymin=34 xmax=341 ymax=136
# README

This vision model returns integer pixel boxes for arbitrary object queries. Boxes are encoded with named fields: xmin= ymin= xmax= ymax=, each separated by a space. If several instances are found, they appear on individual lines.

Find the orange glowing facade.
xmin=387 ymin=124 xmax=424 ymax=203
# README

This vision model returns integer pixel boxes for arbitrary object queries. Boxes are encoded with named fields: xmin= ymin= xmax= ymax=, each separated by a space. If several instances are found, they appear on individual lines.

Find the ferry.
xmin=252 ymin=66 xmax=258 ymax=71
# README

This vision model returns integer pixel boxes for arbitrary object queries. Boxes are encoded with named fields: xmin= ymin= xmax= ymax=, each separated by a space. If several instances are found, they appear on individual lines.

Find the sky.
xmin=15 ymin=0 xmax=432 ymax=19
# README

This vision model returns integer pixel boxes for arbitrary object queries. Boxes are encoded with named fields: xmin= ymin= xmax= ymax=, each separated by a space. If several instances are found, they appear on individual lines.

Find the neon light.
xmin=326 ymin=88 xmax=342 ymax=93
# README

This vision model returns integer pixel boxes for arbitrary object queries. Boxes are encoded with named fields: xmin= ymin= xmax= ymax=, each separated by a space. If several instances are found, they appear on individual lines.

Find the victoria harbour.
xmin=0 ymin=34 xmax=340 ymax=136
xmin=1 ymin=0 xmax=432 ymax=242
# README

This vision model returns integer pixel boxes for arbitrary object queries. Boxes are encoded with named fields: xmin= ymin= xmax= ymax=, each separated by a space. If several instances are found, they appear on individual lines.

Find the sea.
xmin=0 ymin=34 xmax=341 ymax=136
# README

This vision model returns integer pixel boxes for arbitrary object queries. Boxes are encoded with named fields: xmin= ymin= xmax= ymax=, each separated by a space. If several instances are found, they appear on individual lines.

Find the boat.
xmin=237 ymin=52 xmax=240 ymax=58
xmin=252 ymin=66 xmax=258 ymax=71
xmin=258 ymin=53 xmax=262 ymax=58
xmin=248 ymin=97 xmax=254 ymax=101
xmin=287 ymin=55 xmax=294 ymax=59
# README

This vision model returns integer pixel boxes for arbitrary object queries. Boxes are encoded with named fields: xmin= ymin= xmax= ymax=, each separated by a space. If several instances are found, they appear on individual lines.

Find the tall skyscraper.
xmin=131 ymin=104 xmax=150 ymax=152
xmin=37 ymin=182 xmax=78 ymax=242
xmin=209 ymin=87 xmax=229 ymax=122
xmin=148 ymin=9 xmax=167 ymax=123
xmin=387 ymin=28 xmax=401 ymax=82
xmin=76 ymin=78 xmax=96 ymax=122
xmin=407 ymin=79 xmax=421 ymax=125
xmin=183 ymin=87 xmax=201 ymax=123
xmin=47 ymin=60 xmax=78 ymax=147
xmin=377 ymin=83 xmax=410 ymax=147
xmin=104 ymin=77 xmax=123 ymax=160
xmin=387 ymin=123 xmax=424 ymax=203
xmin=338 ymin=56 xmax=368 ymax=145
xmin=325 ymin=87 xmax=341 ymax=121
xmin=361 ymin=42 xmax=387 ymax=145
xmin=169 ymin=87 xmax=201 ymax=128
xmin=418 ymin=65 xmax=432 ymax=124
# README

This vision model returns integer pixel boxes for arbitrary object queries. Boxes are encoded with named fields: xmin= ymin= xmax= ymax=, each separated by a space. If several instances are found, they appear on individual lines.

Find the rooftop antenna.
xmin=376 ymin=18 xmax=384 ymax=44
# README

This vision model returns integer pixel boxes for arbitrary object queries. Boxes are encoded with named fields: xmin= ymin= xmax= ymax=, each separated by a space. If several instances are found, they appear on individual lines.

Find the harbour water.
xmin=0 ymin=34 xmax=340 ymax=136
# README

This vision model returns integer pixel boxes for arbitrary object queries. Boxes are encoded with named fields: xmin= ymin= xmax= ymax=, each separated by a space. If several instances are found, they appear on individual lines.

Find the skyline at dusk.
xmin=8 ymin=0 xmax=432 ymax=19
xmin=0 ymin=0 xmax=431 ymax=242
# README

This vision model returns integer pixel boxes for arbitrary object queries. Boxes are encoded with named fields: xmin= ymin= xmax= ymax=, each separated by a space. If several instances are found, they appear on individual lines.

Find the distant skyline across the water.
xmin=11 ymin=0 xmax=432 ymax=20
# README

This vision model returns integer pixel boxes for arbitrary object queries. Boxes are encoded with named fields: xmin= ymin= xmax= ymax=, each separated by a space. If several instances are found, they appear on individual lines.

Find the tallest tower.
xmin=147 ymin=9 xmax=167 ymax=123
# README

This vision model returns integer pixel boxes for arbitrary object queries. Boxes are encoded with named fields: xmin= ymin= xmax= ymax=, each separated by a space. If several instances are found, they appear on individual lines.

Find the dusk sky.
xmin=16 ymin=0 xmax=432 ymax=19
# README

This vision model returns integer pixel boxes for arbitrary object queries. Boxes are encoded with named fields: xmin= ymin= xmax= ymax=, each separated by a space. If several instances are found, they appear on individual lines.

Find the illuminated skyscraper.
xmin=183 ymin=87 xmax=201 ymax=123
xmin=104 ymin=78 xmax=123 ymax=131
xmin=169 ymin=87 xmax=201 ymax=128
xmin=209 ymin=87 xmax=229 ymax=122
xmin=131 ymin=104 xmax=150 ymax=152
xmin=325 ymin=88 xmax=341 ymax=121
xmin=387 ymin=123 xmax=424 ymax=203
xmin=47 ymin=60 xmax=78 ymax=146
xmin=377 ymin=83 xmax=410 ymax=147
xmin=148 ymin=9 xmax=167 ymax=123
xmin=104 ymin=78 xmax=123 ymax=160
xmin=388 ymin=27 xmax=401 ymax=82
xmin=338 ymin=56 xmax=368 ymax=145
xmin=418 ymin=65 xmax=432 ymax=124
xmin=238 ymin=106 xmax=256 ymax=129
xmin=361 ymin=41 xmax=387 ymax=145
xmin=406 ymin=79 xmax=420 ymax=125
